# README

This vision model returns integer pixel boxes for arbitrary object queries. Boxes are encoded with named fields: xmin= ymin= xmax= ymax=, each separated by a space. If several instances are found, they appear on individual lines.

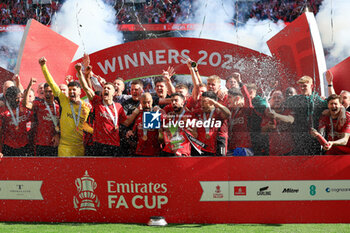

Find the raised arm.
xmin=83 ymin=66 xmax=93 ymax=90
xmin=325 ymin=70 xmax=335 ymax=95
xmin=23 ymin=77 xmax=36 ymax=109
xmin=188 ymin=59 xmax=202 ymax=85
xmin=39 ymin=57 xmax=60 ymax=97
xmin=75 ymin=63 xmax=95 ymax=100
xmin=208 ymin=99 xmax=231 ymax=119
xmin=12 ymin=74 xmax=24 ymax=93
xmin=163 ymin=66 xmax=176 ymax=95
xmin=187 ymin=59 xmax=202 ymax=100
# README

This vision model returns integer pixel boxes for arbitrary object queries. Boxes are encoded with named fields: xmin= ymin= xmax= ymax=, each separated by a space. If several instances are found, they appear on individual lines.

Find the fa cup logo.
xmin=73 ymin=170 xmax=100 ymax=211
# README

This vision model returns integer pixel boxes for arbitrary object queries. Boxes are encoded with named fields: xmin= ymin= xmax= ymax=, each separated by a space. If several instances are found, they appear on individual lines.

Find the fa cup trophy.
xmin=73 ymin=170 xmax=100 ymax=211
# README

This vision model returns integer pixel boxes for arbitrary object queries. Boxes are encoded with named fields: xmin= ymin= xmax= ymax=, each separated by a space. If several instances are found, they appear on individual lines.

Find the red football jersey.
xmin=228 ymin=85 xmax=253 ymax=150
xmin=218 ymin=94 xmax=228 ymax=106
xmin=319 ymin=112 xmax=350 ymax=155
xmin=192 ymin=109 xmax=226 ymax=154
xmin=162 ymin=110 xmax=193 ymax=156
xmin=261 ymin=109 xmax=294 ymax=156
xmin=186 ymin=96 xmax=202 ymax=112
xmin=83 ymin=101 xmax=94 ymax=147
xmin=33 ymin=100 xmax=60 ymax=146
xmin=133 ymin=112 xmax=161 ymax=156
xmin=0 ymin=105 xmax=33 ymax=148
xmin=91 ymin=95 xmax=127 ymax=146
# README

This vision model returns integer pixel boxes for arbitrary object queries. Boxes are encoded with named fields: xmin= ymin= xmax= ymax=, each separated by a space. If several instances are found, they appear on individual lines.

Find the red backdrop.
xmin=1 ymin=156 xmax=350 ymax=223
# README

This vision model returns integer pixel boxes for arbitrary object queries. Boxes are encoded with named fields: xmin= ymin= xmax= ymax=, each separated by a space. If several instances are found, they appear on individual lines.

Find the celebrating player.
xmin=39 ymin=57 xmax=90 ymax=157
xmin=75 ymin=63 xmax=140 ymax=156
xmin=227 ymin=82 xmax=254 ymax=156
xmin=126 ymin=92 xmax=164 ymax=157
xmin=24 ymin=78 xmax=60 ymax=156
xmin=311 ymin=94 xmax=350 ymax=154
xmin=0 ymin=86 xmax=33 ymax=156
xmin=192 ymin=91 xmax=231 ymax=156
xmin=160 ymin=93 xmax=197 ymax=157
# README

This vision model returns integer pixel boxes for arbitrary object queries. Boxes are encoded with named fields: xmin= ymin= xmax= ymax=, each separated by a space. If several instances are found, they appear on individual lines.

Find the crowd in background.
xmin=0 ymin=0 xmax=60 ymax=25
xmin=249 ymin=0 xmax=323 ymax=23
xmin=0 ymin=0 xmax=324 ymax=26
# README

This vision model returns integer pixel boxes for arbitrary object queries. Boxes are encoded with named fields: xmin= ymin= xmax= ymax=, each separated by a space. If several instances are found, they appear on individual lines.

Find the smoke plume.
xmin=0 ymin=28 xmax=23 ymax=71
xmin=51 ymin=0 xmax=123 ymax=60
xmin=177 ymin=0 xmax=285 ymax=55
xmin=316 ymin=0 xmax=350 ymax=68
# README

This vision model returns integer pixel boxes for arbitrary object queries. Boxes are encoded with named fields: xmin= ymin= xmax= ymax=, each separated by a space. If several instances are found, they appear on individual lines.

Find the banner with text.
xmin=1 ymin=156 xmax=350 ymax=223
xmin=66 ymin=37 xmax=285 ymax=90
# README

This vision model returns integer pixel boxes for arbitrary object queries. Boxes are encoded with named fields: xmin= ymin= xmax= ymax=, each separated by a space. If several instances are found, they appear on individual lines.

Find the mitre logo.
xmin=282 ymin=188 xmax=299 ymax=193
xmin=73 ymin=170 xmax=100 ymax=211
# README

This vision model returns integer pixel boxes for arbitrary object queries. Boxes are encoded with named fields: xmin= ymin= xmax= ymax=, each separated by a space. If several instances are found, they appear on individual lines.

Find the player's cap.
xmin=297 ymin=76 xmax=313 ymax=84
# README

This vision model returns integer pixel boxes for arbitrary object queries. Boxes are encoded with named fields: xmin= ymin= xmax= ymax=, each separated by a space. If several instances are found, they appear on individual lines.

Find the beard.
xmin=173 ymin=106 xmax=182 ymax=113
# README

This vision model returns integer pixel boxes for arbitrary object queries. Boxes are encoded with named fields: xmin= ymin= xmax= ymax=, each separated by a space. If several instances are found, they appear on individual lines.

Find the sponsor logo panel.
xmin=200 ymin=180 xmax=350 ymax=202
xmin=200 ymin=181 xmax=229 ymax=201
xmin=234 ymin=186 xmax=247 ymax=196
xmin=257 ymin=186 xmax=271 ymax=196
xmin=0 ymin=180 xmax=43 ymax=200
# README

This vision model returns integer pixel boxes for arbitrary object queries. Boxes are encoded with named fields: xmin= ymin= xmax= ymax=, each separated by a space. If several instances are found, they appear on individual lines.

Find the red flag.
xmin=14 ymin=19 xmax=78 ymax=89
xmin=267 ymin=12 xmax=327 ymax=95
xmin=329 ymin=56 xmax=350 ymax=94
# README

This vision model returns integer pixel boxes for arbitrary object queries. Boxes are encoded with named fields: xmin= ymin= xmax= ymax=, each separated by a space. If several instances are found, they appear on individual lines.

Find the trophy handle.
xmin=73 ymin=196 xmax=79 ymax=209
xmin=75 ymin=178 xmax=82 ymax=192
xmin=93 ymin=181 xmax=97 ymax=190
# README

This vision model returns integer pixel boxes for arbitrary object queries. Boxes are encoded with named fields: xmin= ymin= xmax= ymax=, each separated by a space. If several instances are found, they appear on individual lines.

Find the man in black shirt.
xmin=120 ymin=80 xmax=143 ymax=156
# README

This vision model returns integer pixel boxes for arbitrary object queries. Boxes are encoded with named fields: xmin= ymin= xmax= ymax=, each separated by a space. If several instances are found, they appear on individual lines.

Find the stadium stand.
xmin=0 ymin=0 xmax=324 ymax=26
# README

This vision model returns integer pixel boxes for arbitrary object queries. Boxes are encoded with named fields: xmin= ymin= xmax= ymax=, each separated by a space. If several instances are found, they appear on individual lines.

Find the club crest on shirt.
xmin=99 ymin=111 xmax=114 ymax=121
xmin=43 ymin=113 xmax=59 ymax=122
xmin=8 ymin=115 xmax=30 ymax=126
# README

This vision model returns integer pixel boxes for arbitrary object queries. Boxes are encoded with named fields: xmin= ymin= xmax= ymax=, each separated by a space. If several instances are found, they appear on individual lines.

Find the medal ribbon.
xmin=177 ymin=109 xmax=186 ymax=126
xmin=44 ymin=101 xmax=58 ymax=128
xmin=103 ymin=100 xmax=118 ymax=128
xmin=6 ymin=101 xmax=19 ymax=127
xmin=329 ymin=116 xmax=334 ymax=139
xmin=70 ymin=102 xmax=82 ymax=128
xmin=203 ymin=107 xmax=215 ymax=135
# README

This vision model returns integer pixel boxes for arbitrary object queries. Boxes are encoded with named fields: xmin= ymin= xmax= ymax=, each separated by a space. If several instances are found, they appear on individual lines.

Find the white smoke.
xmin=177 ymin=0 xmax=285 ymax=55
xmin=0 ymin=28 xmax=23 ymax=71
xmin=230 ymin=19 xmax=285 ymax=55
xmin=316 ymin=0 xmax=350 ymax=68
xmin=51 ymin=0 xmax=124 ymax=60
